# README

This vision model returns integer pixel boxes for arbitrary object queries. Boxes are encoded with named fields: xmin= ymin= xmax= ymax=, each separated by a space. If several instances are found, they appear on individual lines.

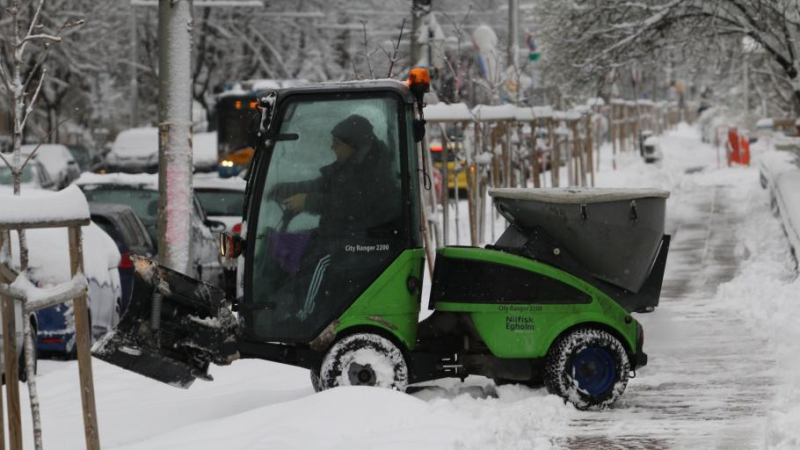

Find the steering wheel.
xmin=275 ymin=200 xmax=300 ymax=233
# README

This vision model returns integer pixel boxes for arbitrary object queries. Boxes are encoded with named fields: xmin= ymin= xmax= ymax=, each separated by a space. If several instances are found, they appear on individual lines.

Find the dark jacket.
xmin=279 ymin=139 xmax=399 ymax=238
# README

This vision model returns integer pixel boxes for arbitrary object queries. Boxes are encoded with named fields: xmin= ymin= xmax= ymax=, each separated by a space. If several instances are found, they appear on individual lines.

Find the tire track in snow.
xmin=557 ymin=185 xmax=776 ymax=449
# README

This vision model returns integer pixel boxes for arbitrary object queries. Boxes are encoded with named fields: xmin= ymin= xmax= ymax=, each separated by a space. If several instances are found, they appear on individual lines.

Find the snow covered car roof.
xmin=109 ymin=128 xmax=218 ymax=170
xmin=193 ymin=174 xmax=247 ymax=191
xmin=76 ymin=172 xmax=159 ymax=190
xmin=489 ymin=187 xmax=670 ymax=204
xmin=110 ymin=127 xmax=159 ymax=159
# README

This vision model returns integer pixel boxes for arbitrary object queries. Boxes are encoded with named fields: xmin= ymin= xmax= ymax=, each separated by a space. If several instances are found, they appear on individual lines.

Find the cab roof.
xmin=265 ymin=79 xmax=416 ymax=104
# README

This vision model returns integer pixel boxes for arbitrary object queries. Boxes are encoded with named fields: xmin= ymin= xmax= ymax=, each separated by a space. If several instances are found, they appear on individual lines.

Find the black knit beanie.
xmin=331 ymin=114 xmax=373 ymax=150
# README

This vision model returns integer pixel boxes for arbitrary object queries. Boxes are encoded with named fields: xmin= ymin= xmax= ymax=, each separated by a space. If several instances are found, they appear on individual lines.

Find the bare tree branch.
xmin=384 ymin=18 xmax=405 ymax=78
xmin=360 ymin=21 xmax=374 ymax=79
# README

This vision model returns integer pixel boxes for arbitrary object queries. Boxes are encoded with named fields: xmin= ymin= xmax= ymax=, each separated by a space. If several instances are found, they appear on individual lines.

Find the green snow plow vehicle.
xmin=93 ymin=69 xmax=671 ymax=410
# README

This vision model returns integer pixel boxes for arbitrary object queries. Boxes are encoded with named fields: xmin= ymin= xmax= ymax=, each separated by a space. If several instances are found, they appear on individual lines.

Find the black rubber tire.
xmin=318 ymin=333 xmax=408 ymax=392
xmin=310 ymin=369 xmax=322 ymax=393
xmin=544 ymin=328 xmax=630 ymax=410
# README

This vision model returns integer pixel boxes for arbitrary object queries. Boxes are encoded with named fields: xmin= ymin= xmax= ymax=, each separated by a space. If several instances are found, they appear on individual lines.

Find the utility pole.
xmin=157 ymin=0 xmax=194 ymax=275
xmin=507 ymin=0 xmax=518 ymax=68
xmin=132 ymin=0 xmax=262 ymax=128
xmin=411 ymin=0 xmax=432 ymax=66
xmin=130 ymin=3 xmax=138 ymax=128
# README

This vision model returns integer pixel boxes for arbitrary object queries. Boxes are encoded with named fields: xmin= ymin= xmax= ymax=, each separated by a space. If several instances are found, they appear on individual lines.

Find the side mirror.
xmin=219 ymin=232 xmax=245 ymax=259
xmin=258 ymin=91 xmax=278 ymax=134
xmin=205 ymin=219 xmax=226 ymax=233
xmin=414 ymin=119 xmax=426 ymax=143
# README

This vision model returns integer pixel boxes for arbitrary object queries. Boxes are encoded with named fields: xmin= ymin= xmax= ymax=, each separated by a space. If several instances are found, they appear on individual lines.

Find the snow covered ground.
xmin=13 ymin=124 xmax=800 ymax=449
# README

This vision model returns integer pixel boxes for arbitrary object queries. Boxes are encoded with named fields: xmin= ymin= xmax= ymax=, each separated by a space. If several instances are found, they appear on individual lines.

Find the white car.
xmin=193 ymin=174 xmax=246 ymax=299
xmin=107 ymin=128 xmax=221 ymax=174
xmin=193 ymin=174 xmax=246 ymax=232
xmin=20 ymin=144 xmax=81 ymax=189
xmin=0 ymin=160 xmax=57 ymax=191
xmin=106 ymin=127 xmax=160 ymax=173
xmin=19 ymin=223 xmax=122 ymax=356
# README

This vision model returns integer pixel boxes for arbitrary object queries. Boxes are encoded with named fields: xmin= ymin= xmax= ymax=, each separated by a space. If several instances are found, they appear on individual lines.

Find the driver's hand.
xmin=283 ymin=193 xmax=307 ymax=212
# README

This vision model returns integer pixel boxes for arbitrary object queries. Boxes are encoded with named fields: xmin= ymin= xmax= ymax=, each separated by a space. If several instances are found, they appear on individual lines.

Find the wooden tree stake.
xmin=68 ymin=226 xmax=100 ymax=450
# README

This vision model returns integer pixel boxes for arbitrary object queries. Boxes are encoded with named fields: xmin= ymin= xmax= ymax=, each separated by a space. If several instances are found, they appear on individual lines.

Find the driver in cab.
xmin=271 ymin=114 xmax=396 ymax=236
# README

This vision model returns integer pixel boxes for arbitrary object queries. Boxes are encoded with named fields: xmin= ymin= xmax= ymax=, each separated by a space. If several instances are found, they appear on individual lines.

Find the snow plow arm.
xmin=92 ymin=256 xmax=240 ymax=388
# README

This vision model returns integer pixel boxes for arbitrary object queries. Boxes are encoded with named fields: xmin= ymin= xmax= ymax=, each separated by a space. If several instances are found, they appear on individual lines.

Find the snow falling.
xmin=4 ymin=126 xmax=796 ymax=449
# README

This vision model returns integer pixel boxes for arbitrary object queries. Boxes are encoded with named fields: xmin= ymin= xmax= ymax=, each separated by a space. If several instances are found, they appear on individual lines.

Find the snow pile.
xmin=5 ymin=222 xmax=119 ymax=286
xmin=712 ymin=185 xmax=800 ymax=449
xmin=755 ymin=149 xmax=800 ymax=255
xmin=0 ymin=185 xmax=89 ymax=225
xmin=424 ymin=102 xmax=473 ymax=122
xmin=472 ymin=104 xmax=517 ymax=122
xmin=3 ymin=271 xmax=88 ymax=312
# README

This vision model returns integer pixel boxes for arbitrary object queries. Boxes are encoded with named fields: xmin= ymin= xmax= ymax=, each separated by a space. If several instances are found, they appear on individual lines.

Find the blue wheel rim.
xmin=571 ymin=347 xmax=616 ymax=396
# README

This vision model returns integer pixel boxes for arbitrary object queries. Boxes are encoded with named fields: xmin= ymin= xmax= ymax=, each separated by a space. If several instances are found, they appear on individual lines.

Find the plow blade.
xmin=92 ymin=256 xmax=239 ymax=388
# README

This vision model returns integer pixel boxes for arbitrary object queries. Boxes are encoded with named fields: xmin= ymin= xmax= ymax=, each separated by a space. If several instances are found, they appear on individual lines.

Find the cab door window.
xmin=246 ymin=95 xmax=406 ymax=342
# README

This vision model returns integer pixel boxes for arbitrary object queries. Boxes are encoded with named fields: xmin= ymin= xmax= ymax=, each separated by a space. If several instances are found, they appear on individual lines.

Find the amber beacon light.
xmin=407 ymin=68 xmax=431 ymax=97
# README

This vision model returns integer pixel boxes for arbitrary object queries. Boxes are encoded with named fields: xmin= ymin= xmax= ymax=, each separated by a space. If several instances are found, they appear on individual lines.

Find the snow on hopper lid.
xmin=0 ymin=185 xmax=89 ymax=227
xmin=424 ymin=103 xmax=473 ymax=122
xmin=489 ymin=187 xmax=670 ymax=204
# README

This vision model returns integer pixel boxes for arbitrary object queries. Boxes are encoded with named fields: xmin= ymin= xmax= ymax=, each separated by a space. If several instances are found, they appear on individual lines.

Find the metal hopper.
xmin=490 ymin=187 xmax=670 ymax=294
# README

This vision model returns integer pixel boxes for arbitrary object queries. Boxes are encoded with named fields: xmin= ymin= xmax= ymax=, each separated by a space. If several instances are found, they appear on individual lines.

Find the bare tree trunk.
xmin=23 ymin=318 xmax=42 ymax=449
xmin=0 ymin=4 xmax=83 ymax=447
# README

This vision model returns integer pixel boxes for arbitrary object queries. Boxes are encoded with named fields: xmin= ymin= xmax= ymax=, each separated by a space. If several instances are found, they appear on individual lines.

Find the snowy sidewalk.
xmin=11 ymin=124 xmax=800 ymax=450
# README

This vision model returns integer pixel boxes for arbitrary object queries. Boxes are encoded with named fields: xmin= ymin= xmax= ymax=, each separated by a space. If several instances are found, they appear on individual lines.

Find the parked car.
xmin=193 ymin=175 xmax=246 ymax=231
xmin=642 ymin=136 xmax=663 ymax=164
xmin=67 ymin=144 xmax=106 ymax=173
xmin=33 ymin=222 xmax=122 ymax=356
xmin=0 ymin=160 xmax=57 ymax=191
xmin=430 ymin=140 xmax=469 ymax=192
xmin=194 ymin=175 xmax=246 ymax=298
xmin=76 ymin=173 xmax=225 ymax=288
xmin=89 ymin=203 xmax=156 ymax=314
xmin=106 ymin=127 xmax=159 ymax=173
xmin=1 ymin=221 xmax=122 ymax=357
xmin=20 ymin=144 xmax=81 ymax=189
xmin=107 ymin=128 xmax=221 ymax=174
